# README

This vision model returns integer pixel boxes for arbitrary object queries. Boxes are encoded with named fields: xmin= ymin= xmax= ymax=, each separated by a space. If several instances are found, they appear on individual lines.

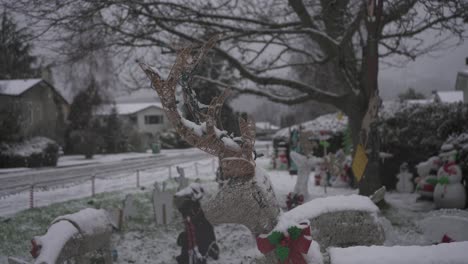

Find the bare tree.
xmin=5 ymin=0 xmax=467 ymax=194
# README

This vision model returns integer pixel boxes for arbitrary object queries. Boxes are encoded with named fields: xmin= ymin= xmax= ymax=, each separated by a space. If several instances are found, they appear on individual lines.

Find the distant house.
xmin=433 ymin=91 xmax=464 ymax=104
xmin=0 ymin=79 xmax=69 ymax=143
xmin=95 ymin=102 xmax=170 ymax=136
xmin=255 ymin=122 xmax=280 ymax=140
xmin=455 ymin=68 xmax=468 ymax=103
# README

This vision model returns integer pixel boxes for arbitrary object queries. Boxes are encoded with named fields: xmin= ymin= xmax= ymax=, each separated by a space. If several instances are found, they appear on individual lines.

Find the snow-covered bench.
xmin=9 ymin=208 xmax=115 ymax=264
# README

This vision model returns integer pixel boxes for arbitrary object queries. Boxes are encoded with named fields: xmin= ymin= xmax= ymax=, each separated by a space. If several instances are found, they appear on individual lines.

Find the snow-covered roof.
xmin=256 ymin=122 xmax=279 ymax=131
xmin=458 ymin=68 xmax=468 ymax=78
xmin=436 ymin=91 xmax=464 ymax=103
xmin=0 ymin=79 xmax=42 ymax=96
xmin=273 ymin=113 xmax=347 ymax=139
xmin=95 ymin=102 xmax=163 ymax=115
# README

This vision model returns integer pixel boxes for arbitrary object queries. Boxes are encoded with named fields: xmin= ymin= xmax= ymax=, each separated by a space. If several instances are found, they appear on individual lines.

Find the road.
xmin=0 ymin=149 xmax=210 ymax=197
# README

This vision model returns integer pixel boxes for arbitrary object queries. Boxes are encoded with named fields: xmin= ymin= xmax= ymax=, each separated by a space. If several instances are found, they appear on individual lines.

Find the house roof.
xmin=95 ymin=102 xmax=164 ymax=115
xmin=436 ymin=91 xmax=464 ymax=103
xmin=458 ymin=69 xmax=468 ymax=78
xmin=274 ymin=113 xmax=348 ymax=139
xmin=256 ymin=122 xmax=279 ymax=130
xmin=0 ymin=79 xmax=42 ymax=96
xmin=0 ymin=78 xmax=69 ymax=104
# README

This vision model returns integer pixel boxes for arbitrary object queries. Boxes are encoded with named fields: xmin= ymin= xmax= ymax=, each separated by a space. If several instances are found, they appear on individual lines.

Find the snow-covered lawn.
xmin=1 ymin=156 xmax=467 ymax=264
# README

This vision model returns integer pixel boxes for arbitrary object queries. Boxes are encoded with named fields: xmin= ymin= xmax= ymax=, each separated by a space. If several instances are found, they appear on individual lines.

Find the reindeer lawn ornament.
xmin=140 ymin=39 xmax=384 ymax=263
xmin=9 ymin=208 xmax=115 ymax=264
xmin=139 ymin=39 xmax=284 ymax=263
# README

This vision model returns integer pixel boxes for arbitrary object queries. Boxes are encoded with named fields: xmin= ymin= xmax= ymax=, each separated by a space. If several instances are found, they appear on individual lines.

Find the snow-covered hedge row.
xmin=378 ymin=103 xmax=468 ymax=188
xmin=0 ymin=137 xmax=59 ymax=168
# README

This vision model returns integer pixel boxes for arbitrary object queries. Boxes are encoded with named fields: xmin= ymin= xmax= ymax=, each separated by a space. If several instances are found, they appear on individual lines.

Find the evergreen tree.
xmin=398 ymin=88 xmax=426 ymax=102
xmin=65 ymin=79 xmax=102 ymax=157
xmin=104 ymin=106 xmax=127 ymax=153
xmin=0 ymin=11 xmax=39 ymax=79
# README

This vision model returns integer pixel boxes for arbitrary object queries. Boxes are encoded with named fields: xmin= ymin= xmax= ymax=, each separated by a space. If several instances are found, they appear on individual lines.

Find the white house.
xmin=433 ymin=91 xmax=464 ymax=104
xmin=95 ymin=102 xmax=170 ymax=136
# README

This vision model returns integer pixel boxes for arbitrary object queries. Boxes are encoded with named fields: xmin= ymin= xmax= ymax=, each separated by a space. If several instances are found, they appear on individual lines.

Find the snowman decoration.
xmin=434 ymin=150 xmax=466 ymax=209
xmin=415 ymin=156 xmax=441 ymax=199
xmin=396 ymin=162 xmax=413 ymax=193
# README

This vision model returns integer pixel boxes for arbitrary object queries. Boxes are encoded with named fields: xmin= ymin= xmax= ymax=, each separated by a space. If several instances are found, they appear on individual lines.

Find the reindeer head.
xmin=139 ymin=38 xmax=256 ymax=179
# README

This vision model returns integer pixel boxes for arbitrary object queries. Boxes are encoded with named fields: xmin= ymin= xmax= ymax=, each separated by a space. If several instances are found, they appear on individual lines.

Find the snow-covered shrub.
xmin=160 ymin=130 xmax=191 ymax=149
xmin=0 ymin=137 xmax=60 ymax=168
xmin=378 ymin=103 xmax=468 ymax=189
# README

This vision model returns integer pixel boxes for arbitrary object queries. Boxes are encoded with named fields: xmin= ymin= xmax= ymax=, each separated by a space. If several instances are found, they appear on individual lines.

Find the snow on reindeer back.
xmin=282 ymin=194 xmax=379 ymax=224
xmin=52 ymin=208 xmax=111 ymax=236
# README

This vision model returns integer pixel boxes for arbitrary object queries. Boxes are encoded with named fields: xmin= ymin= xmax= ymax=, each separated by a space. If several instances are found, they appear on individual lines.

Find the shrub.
xmin=378 ymin=103 xmax=468 ymax=189
xmin=0 ymin=137 xmax=60 ymax=168
xmin=160 ymin=130 xmax=191 ymax=149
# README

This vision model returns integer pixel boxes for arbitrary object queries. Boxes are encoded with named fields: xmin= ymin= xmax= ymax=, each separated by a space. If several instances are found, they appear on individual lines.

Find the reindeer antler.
xmin=139 ymin=38 xmax=255 ymax=163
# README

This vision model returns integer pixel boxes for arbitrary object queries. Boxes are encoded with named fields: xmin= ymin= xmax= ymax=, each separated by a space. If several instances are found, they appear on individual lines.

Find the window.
xmin=144 ymin=115 xmax=163 ymax=124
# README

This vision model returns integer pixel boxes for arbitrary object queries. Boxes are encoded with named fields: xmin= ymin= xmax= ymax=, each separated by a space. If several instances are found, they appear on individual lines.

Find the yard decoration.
xmin=176 ymin=166 xmax=189 ymax=191
xmin=174 ymin=184 xmax=219 ymax=264
xmin=152 ymin=182 xmax=175 ymax=225
xmin=10 ymin=208 xmax=116 ymax=264
xmin=415 ymin=156 xmax=441 ymax=199
xmin=256 ymin=221 xmax=312 ymax=264
xmin=396 ymin=162 xmax=413 ymax=193
xmin=140 ymin=38 xmax=284 ymax=262
xmin=434 ymin=151 xmax=466 ymax=209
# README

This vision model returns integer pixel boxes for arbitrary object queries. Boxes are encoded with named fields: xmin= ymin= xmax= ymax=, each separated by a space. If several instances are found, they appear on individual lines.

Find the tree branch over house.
xmin=5 ymin=0 xmax=467 ymax=194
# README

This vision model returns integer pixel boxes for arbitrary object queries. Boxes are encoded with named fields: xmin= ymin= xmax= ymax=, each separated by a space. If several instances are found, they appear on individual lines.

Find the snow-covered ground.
xmin=0 ymin=157 xmax=217 ymax=217
xmin=1 ymin=154 xmax=467 ymax=264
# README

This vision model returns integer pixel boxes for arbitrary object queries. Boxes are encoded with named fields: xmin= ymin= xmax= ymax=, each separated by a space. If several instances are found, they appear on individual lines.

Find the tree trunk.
xmin=345 ymin=94 xmax=382 ymax=196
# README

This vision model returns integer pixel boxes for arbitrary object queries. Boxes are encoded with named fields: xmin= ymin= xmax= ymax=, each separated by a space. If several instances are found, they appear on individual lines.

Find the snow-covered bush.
xmin=0 ymin=137 xmax=59 ymax=168
xmin=160 ymin=129 xmax=191 ymax=149
xmin=378 ymin=103 xmax=468 ymax=189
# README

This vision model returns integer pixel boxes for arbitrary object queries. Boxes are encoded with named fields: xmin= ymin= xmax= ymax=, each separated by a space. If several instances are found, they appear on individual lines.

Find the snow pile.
xmin=274 ymin=113 xmax=348 ymax=139
xmin=329 ymin=241 xmax=468 ymax=264
xmin=0 ymin=137 xmax=57 ymax=157
xmin=419 ymin=209 xmax=468 ymax=243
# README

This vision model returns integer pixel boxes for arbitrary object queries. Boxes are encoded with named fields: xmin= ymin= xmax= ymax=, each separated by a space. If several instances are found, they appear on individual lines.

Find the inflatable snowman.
xmin=396 ymin=162 xmax=413 ymax=193
xmin=434 ymin=151 xmax=466 ymax=209
xmin=415 ymin=156 xmax=441 ymax=199
xmin=290 ymin=151 xmax=316 ymax=202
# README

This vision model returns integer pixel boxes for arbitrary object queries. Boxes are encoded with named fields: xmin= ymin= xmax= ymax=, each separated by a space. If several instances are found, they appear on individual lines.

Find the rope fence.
xmin=25 ymin=158 xmax=219 ymax=210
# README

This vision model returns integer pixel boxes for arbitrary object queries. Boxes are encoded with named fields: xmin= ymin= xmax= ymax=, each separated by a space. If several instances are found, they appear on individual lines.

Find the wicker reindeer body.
xmin=140 ymin=39 xmax=281 ymax=262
